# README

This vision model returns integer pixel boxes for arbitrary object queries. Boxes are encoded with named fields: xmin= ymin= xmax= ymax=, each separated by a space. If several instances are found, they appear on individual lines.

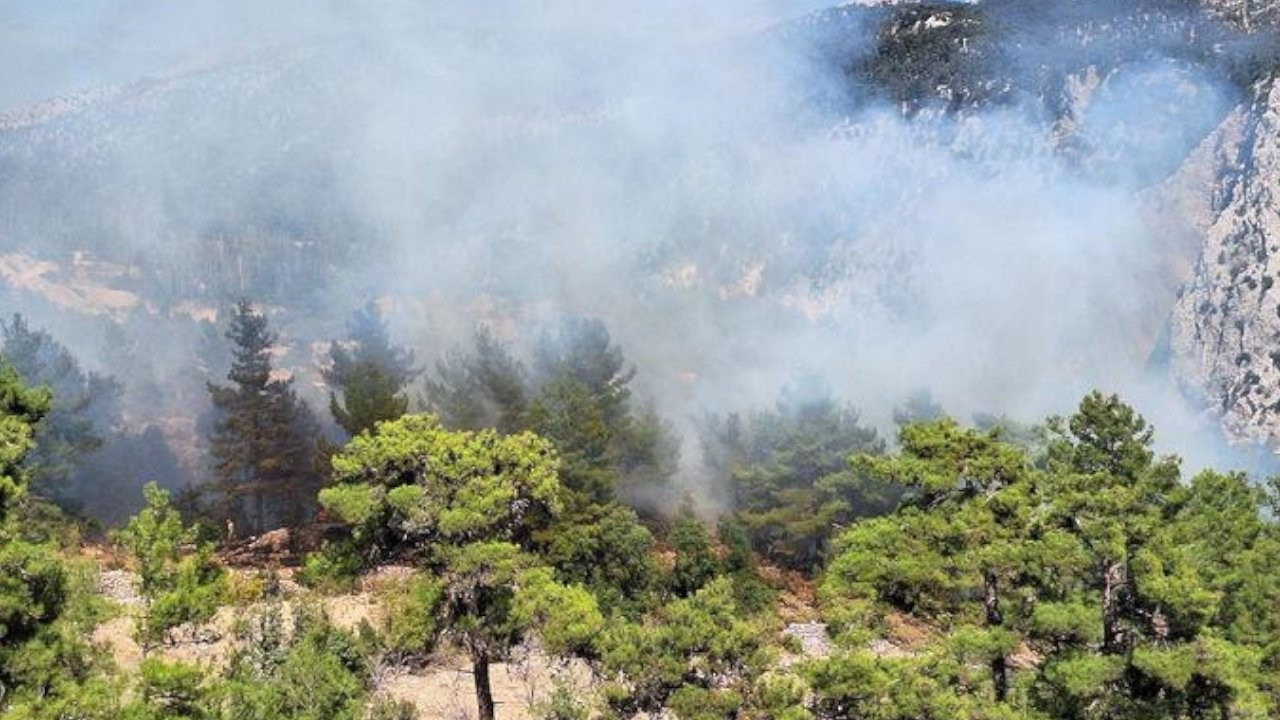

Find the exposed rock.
xmin=1201 ymin=0 xmax=1280 ymax=31
xmin=783 ymin=621 xmax=833 ymax=658
xmin=1170 ymin=78 xmax=1280 ymax=443
xmin=98 ymin=569 xmax=142 ymax=606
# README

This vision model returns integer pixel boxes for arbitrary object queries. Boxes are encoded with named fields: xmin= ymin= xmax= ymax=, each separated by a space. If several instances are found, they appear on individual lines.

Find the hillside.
xmin=5 ymin=2 xmax=1280 ymax=718
xmin=1 ymin=0 xmax=1279 ymax=460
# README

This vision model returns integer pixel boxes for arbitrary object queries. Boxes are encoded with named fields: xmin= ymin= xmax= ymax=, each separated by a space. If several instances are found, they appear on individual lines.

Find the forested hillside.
xmin=4 ymin=0 xmax=1280 ymax=717
xmin=3 ymin=321 xmax=1280 ymax=718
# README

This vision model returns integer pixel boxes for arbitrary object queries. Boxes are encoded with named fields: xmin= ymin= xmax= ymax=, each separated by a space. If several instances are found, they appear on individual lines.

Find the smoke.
xmin=0 ymin=0 xmax=1269 ymax=506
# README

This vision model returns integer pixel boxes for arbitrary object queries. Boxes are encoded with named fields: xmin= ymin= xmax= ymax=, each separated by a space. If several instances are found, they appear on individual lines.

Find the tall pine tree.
xmin=206 ymin=300 xmax=320 ymax=533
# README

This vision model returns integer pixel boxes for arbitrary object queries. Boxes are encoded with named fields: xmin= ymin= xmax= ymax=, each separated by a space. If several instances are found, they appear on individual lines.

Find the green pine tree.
xmin=207 ymin=300 xmax=321 ymax=532
xmin=324 ymin=302 xmax=418 ymax=437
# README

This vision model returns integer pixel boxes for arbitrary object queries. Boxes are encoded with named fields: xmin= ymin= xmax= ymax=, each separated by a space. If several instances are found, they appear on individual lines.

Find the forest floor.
xmin=91 ymin=560 xmax=595 ymax=720
xmin=83 ymin=533 xmax=848 ymax=720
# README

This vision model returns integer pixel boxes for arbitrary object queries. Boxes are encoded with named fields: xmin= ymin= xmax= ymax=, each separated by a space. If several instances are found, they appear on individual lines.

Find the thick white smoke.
xmin=0 ymin=0 xmax=1264 ymax=494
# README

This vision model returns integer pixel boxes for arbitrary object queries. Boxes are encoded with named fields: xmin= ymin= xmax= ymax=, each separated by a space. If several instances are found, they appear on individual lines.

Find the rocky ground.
xmin=92 ymin=563 xmax=596 ymax=720
xmin=86 ymin=542 xmax=854 ymax=720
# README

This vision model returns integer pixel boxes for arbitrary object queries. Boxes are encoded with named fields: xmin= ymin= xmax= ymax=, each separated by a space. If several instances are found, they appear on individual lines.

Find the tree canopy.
xmin=319 ymin=413 xmax=601 ymax=720
xmin=815 ymin=392 xmax=1280 ymax=719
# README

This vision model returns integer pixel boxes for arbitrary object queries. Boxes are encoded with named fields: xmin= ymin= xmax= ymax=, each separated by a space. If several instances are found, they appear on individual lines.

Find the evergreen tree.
xmin=527 ymin=317 xmax=677 ymax=510
xmin=596 ymin=577 xmax=768 ymax=717
xmin=667 ymin=507 xmax=719 ymax=598
xmin=426 ymin=326 xmax=528 ymax=434
xmin=206 ymin=300 xmax=321 ymax=533
xmin=0 ymin=358 xmax=100 ymax=714
xmin=703 ymin=377 xmax=892 ymax=573
xmin=541 ymin=502 xmax=660 ymax=617
xmin=815 ymin=394 xmax=1280 ymax=720
xmin=425 ymin=317 xmax=677 ymax=512
xmin=320 ymin=414 xmax=602 ymax=720
xmin=112 ymin=483 xmax=225 ymax=652
xmin=824 ymin=419 xmax=1035 ymax=708
xmin=323 ymin=302 xmax=418 ymax=437
xmin=0 ymin=359 xmax=49 ymax=519
xmin=1 ymin=314 xmax=121 ymax=504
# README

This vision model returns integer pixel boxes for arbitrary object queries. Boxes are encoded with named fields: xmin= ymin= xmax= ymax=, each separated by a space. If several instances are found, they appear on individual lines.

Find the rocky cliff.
xmin=1169 ymin=78 xmax=1280 ymax=443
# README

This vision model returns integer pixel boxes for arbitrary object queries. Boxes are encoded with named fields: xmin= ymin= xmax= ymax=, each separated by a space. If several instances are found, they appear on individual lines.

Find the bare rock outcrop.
xmin=1170 ymin=78 xmax=1280 ymax=442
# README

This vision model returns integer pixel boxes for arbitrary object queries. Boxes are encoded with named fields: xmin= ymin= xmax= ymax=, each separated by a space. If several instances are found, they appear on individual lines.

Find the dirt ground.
xmin=92 ymin=567 xmax=592 ymax=720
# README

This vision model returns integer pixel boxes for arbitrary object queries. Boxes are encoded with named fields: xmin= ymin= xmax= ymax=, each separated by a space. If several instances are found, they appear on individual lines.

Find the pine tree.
xmin=703 ymin=377 xmax=891 ymax=573
xmin=668 ymin=507 xmax=719 ymax=597
xmin=206 ymin=300 xmax=320 ymax=533
xmin=1 ymin=314 xmax=120 ymax=504
xmin=425 ymin=318 xmax=677 ymax=511
xmin=528 ymin=317 xmax=676 ymax=510
xmin=323 ymin=302 xmax=418 ymax=437
xmin=425 ymin=326 xmax=528 ymax=433
xmin=320 ymin=414 xmax=602 ymax=720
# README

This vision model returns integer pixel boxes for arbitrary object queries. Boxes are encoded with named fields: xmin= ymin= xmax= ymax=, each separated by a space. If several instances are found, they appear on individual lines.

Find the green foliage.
xmin=207 ymin=299 xmax=321 ymax=532
xmin=540 ymin=504 xmax=659 ymax=617
xmin=702 ymin=378 xmax=892 ymax=573
xmin=1 ymin=315 xmax=119 ymax=506
xmin=816 ymin=392 xmax=1280 ymax=719
xmin=714 ymin=514 xmax=777 ymax=615
xmin=323 ymin=414 xmax=599 ymax=720
xmin=747 ymin=671 xmax=812 ymax=720
xmin=324 ymin=302 xmax=418 ymax=437
xmin=535 ymin=679 xmax=590 ymax=720
xmin=149 ymin=546 xmax=225 ymax=640
xmin=597 ymin=577 xmax=769 ymax=717
xmin=667 ymin=508 xmax=719 ymax=598
xmin=0 ymin=359 xmax=50 ymax=516
xmin=378 ymin=572 xmax=444 ymax=658
xmin=297 ymin=540 xmax=363 ymax=594
xmin=112 ymin=482 xmax=225 ymax=649
xmin=0 ymin=539 xmax=69 ymax=661
xmin=0 ymin=359 xmax=116 ymax=717
xmin=666 ymin=686 xmax=743 ymax=720
xmin=365 ymin=696 xmax=419 ymax=720
xmin=0 ymin=538 xmax=118 ymax=718
xmin=525 ymin=375 xmax=622 ymax=507
xmin=512 ymin=565 xmax=605 ymax=655
xmin=222 ymin=603 xmax=374 ymax=720
xmin=124 ymin=659 xmax=216 ymax=720
xmin=426 ymin=318 xmax=678 ymax=513
xmin=324 ymin=414 xmax=562 ymax=554
xmin=426 ymin=326 xmax=528 ymax=434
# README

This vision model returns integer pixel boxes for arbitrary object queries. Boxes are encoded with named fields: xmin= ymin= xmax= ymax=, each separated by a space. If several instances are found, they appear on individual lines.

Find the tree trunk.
xmin=472 ymin=645 xmax=496 ymax=720
xmin=983 ymin=570 xmax=1008 ymax=702
xmin=1102 ymin=559 xmax=1126 ymax=654
xmin=256 ymin=491 xmax=266 ymax=536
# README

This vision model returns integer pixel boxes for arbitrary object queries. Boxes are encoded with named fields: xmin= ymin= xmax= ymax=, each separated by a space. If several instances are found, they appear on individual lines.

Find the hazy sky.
xmin=0 ymin=0 xmax=842 ymax=111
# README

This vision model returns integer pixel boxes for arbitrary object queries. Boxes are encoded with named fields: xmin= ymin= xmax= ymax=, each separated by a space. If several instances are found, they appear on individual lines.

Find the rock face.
xmin=1170 ymin=78 xmax=1280 ymax=443
xmin=1202 ymin=0 xmax=1280 ymax=31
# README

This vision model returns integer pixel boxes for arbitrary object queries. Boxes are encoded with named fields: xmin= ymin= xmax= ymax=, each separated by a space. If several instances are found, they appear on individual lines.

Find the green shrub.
xmin=366 ymin=696 xmax=419 ymax=720
xmin=298 ymin=540 xmax=363 ymax=594
xmin=378 ymin=573 xmax=444 ymax=658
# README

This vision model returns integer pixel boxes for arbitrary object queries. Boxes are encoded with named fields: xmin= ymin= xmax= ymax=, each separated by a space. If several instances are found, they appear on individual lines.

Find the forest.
xmin=1 ymin=303 xmax=1278 ymax=719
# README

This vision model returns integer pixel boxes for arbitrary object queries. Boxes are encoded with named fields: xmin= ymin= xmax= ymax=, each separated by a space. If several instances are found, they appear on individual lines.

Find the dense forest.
xmin=1 ymin=305 xmax=1278 ymax=719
